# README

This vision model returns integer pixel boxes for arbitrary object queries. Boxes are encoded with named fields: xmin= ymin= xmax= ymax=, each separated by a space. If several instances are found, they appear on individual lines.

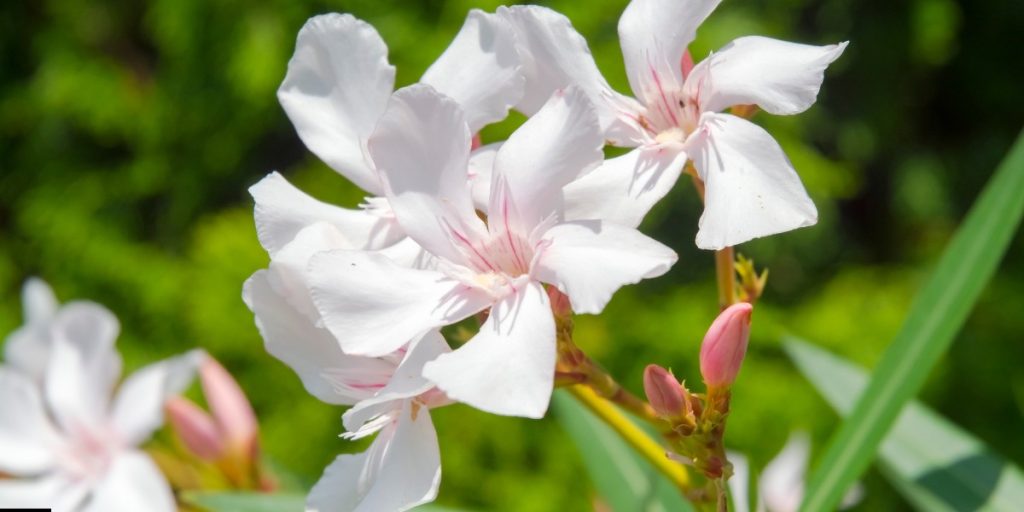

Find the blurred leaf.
xmin=182 ymin=491 xmax=304 ymax=512
xmin=799 ymin=130 xmax=1024 ymax=511
xmin=786 ymin=339 xmax=1024 ymax=511
xmin=552 ymin=391 xmax=695 ymax=512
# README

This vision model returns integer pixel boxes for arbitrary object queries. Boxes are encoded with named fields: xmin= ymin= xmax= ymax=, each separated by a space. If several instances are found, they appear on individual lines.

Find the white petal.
xmin=44 ymin=334 xmax=121 ymax=435
xmin=266 ymin=222 xmax=356 ymax=322
xmin=686 ymin=36 xmax=847 ymax=116
xmin=491 ymin=86 xmax=603 ymax=231
xmin=690 ymin=113 xmax=817 ymax=249
xmin=3 ymin=278 xmax=60 ymax=379
xmin=245 ymin=270 xmax=388 ymax=405
xmin=309 ymin=402 xmax=440 ymax=512
xmin=309 ymin=250 xmax=491 ymax=357
xmin=250 ymin=172 xmax=403 ymax=256
xmin=0 ymin=474 xmax=86 ymax=510
xmin=563 ymin=145 xmax=687 ymax=227
xmin=468 ymin=142 xmax=502 ymax=211
xmin=423 ymin=281 xmax=555 ymax=418
xmin=421 ymin=10 xmax=524 ymax=132
xmin=498 ymin=5 xmax=639 ymax=143
xmin=619 ymin=0 xmax=720 ymax=104
xmin=83 ymin=451 xmax=176 ymax=512
xmin=22 ymin=277 xmax=58 ymax=325
xmin=759 ymin=432 xmax=810 ymax=512
xmin=534 ymin=220 xmax=676 ymax=314
xmin=278 ymin=14 xmax=395 ymax=194
xmin=726 ymin=450 xmax=752 ymax=512
xmin=0 ymin=369 xmax=60 ymax=475
xmin=368 ymin=84 xmax=488 ymax=267
xmin=342 ymin=331 xmax=449 ymax=432
xmin=110 ymin=350 xmax=203 ymax=447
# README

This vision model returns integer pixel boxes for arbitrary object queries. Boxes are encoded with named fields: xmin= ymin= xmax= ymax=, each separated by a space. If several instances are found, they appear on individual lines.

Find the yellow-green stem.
xmin=715 ymin=246 xmax=736 ymax=310
xmin=568 ymin=385 xmax=693 ymax=492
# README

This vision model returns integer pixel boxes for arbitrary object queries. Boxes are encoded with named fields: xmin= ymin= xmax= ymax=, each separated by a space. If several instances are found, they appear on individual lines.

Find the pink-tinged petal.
xmin=759 ymin=431 xmax=810 ymax=512
xmin=0 ymin=369 xmax=60 ymax=475
xmin=689 ymin=113 xmax=817 ymax=249
xmin=198 ymin=356 xmax=257 ymax=456
xmin=250 ymin=172 xmax=403 ymax=256
xmin=563 ymin=145 xmax=687 ymax=228
xmin=534 ymin=220 xmax=676 ymax=314
xmin=308 ymin=250 xmax=491 ymax=357
xmin=309 ymin=402 xmax=440 ymax=512
xmin=278 ymin=14 xmax=395 ymax=194
xmin=421 ymin=10 xmax=524 ymax=133
xmin=110 ymin=350 xmax=203 ymax=447
xmin=0 ymin=474 xmax=86 ymax=510
xmin=44 ymin=334 xmax=121 ymax=435
xmin=468 ymin=142 xmax=502 ymax=211
xmin=166 ymin=397 xmax=224 ymax=460
xmin=619 ymin=0 xmax=720 ymax=105
xmin=423 ymin=281 xmax=555 ymax=418
xmin=342 ymin=331 xmax=450 ymax=433
xmin=498 ymin=5 xmax=640 ymax=144
xmin=83 ymin=451 xmax=176 ymax=512
xmin=491 ymin=86 xmax=603 ymax=231
xmin=368 ymin=84 xmax=488 ymax=267
xmin=686 ymin=36 xmax=848 ymax=116
xmin=244 ymin=270 xmax=392 ymax=405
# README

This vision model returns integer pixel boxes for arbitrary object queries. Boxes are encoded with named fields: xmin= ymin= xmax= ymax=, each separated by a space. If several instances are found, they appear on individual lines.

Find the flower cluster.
xmin=0 ymin=279 xmax=201 ymax=511
xmin=245 ymin=0 xmax=845 ymax=510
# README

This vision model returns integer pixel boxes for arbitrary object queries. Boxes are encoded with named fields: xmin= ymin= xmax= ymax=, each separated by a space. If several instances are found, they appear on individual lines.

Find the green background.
xmin=1 ymin=0 xmax=1021 ymax=510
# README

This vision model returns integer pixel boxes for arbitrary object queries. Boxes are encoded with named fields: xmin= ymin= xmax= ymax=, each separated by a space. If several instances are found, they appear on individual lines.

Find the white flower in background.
xmin=728 ymin=432 xmax=864 ymax=512
xmin=0 ymin=279 xmax=201 ymax=512
xmin=255 ymin=10 xmax=523 ymax=262
xmin=500 ymin=0 xmax=847 ymax=249
xmin=244 ymin=267 xmax=452 ymax=512
xmin=306 ymin=84 xmax=676 ymax=419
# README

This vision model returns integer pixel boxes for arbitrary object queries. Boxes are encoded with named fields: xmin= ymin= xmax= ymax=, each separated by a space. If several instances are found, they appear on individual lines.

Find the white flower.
xmin=244 ymin=266 xmax=451 ymax=512
xmin=500 ymin=0 xmax=847 ymax=249
xmin=305 ymin=84 xmax=676 ymax=419
xmin=0 ymin=279 xmax=201 ymax=512
xmin=728 ymin=432 xmax=864 ymax=512
xmin=257 ymin=10 xmax=523 ymax=257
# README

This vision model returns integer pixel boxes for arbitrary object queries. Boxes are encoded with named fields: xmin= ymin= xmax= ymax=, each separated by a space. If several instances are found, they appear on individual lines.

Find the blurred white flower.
xmin=0 ymin=279 xmax=201 ymax=512
xmin=305 ymin=84 xmax=676 ymax=419
xmin=728 ymin=432 xmax=864 ymax=512
xmin=501 ymin=0 xmax=847 ymax=249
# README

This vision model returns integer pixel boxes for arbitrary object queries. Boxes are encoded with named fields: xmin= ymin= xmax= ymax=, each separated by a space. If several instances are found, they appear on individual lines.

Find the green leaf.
xmin=182 ymin=491 xmax=305 ymax=512
xmin=798 ymin=130 xmax=1024 ymax=511
xmin=552 ymin=390 xmax=695 ymax=512
xmin=786 ymin=339 xmax=1024 ymax=511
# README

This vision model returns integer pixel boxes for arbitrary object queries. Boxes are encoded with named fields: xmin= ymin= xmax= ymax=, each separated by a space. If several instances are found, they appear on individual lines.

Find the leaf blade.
xmin=798 ymin=130 xmax=1024 ymax=511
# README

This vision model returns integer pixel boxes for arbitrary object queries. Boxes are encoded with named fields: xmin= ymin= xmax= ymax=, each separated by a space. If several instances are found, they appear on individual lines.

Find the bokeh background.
xmin=1 ymin=0 xmax=1022 ymax=510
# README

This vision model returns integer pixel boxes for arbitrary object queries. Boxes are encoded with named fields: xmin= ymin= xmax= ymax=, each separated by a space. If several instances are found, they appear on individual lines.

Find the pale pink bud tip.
xmin=699 ymin=302 xmax=753 ymax=387
xmin=167 ymin=397 xmax=224 ymax=460
xmin=643 ymin=364 xmax=687 ymax=419
xmin=200 ymin=356 xmax=258 ymax=456
xmin=681 ymin=50 xmax=695 ymax=79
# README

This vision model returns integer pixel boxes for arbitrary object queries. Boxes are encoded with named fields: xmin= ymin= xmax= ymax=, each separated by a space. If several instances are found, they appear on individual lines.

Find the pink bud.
xmin=200 ymin=356 xmax=258 ymax=458
xmin=471 ymin=133 xmax=483 ymax=151
xmin=643 ymin=365 xmax=688 ymax=420
xmin=681 ymin=50 xmax=695 ymax=79
xmin=166 ymin=397 xmax=225 ymax=460
xmin=699 ymin=302 xmax=753 ymax=387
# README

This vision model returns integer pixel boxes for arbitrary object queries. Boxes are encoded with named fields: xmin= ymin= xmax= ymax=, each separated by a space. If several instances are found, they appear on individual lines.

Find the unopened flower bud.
xmin=643 ymin=365 xmax=688 ymax=420
xmin=699 ymin=302 xmax=753 ymax=388
xmin=167 ymin=397 xmax=224 ymax=460
xmin=200 ymin=356 xmax=259 ymax=459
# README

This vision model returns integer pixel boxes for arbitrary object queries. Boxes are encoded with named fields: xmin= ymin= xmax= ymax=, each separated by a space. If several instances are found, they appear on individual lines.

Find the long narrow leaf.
xmin=553 ymin=391 xmax=694 ymax=512
xmin=786 ymin=339 xmax=1024 ymax=511
xmin=800 ymin=130 xmax=1024 ymax=511
xmin=182 ymin=491 xmax=305 ymax=512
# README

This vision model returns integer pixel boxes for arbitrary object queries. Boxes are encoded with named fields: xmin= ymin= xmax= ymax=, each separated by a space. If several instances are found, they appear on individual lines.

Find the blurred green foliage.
xmin=1 ymin=0 xmax=1022 ymax=510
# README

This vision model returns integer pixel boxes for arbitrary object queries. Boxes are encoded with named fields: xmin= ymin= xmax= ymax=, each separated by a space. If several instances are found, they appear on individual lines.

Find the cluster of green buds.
xmin=643 ymin=303 xmax=753 ymax=480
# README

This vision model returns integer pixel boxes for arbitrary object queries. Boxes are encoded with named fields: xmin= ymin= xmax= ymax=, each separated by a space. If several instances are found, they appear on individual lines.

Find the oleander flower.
xmin=244 ymin=266 xmax=452 ymax=512
xmin=500 ymin=0 xmax=847 ymax=249
xmin=0 ymin=279 xmax=200 ymax=512
xmin=255 ymin=10 xmax=523 ymax=261
xmin=306 ymin=84 xmax=676 ymax=419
